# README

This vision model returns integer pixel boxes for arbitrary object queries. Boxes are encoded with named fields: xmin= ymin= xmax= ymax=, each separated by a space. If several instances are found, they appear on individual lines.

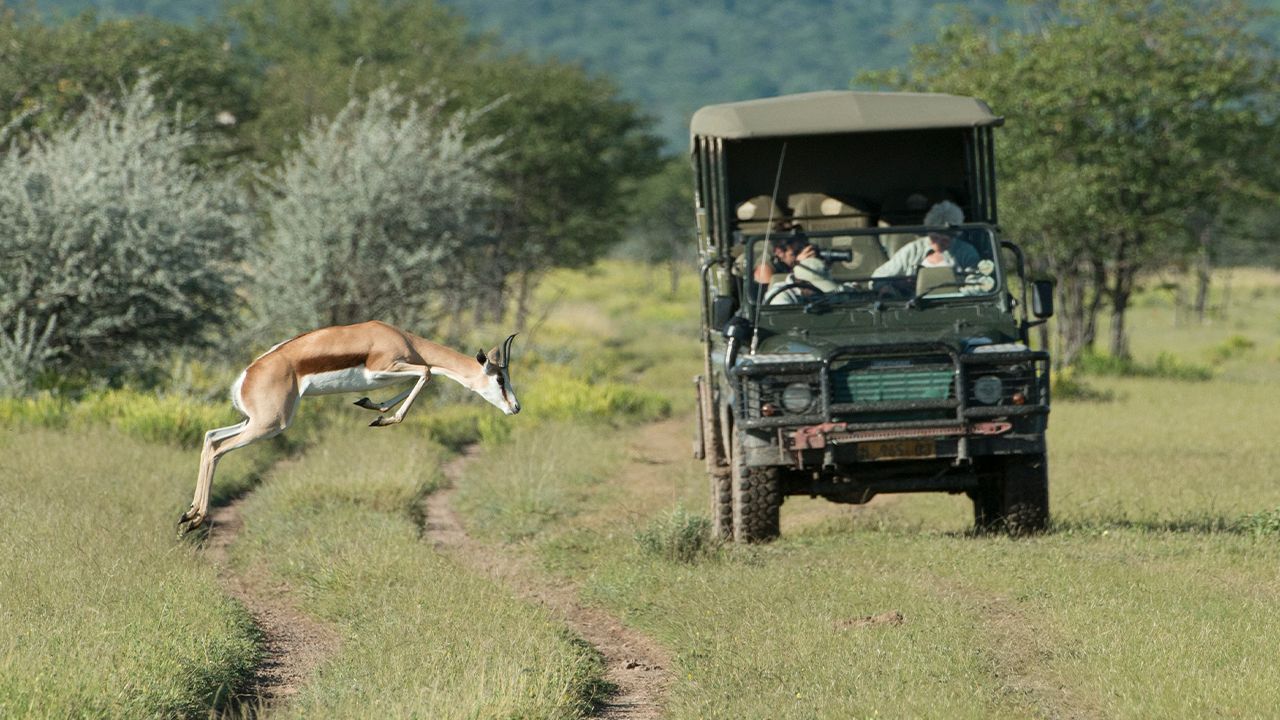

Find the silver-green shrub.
xmin=0 ymin=76 xmax=253 ymax=393
xmin=251 ymin=86 xmax=499 ymax=336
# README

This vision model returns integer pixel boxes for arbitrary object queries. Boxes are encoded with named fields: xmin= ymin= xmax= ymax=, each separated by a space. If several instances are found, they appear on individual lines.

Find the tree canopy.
xmin=867 ymin=0 xmax=1280 ymax=361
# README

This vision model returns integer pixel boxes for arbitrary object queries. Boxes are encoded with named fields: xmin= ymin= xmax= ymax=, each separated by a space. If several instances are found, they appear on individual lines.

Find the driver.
xmin=872 ymin=200 xmax=979 ymax=282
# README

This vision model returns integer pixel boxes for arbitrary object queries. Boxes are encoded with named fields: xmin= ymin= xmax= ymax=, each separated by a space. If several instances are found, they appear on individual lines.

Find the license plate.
xmin=855 ymin=438 xmax=936 ymax=461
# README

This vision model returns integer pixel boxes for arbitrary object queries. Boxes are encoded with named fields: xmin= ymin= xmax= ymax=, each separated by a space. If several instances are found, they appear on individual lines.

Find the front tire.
xmin=731 ymin=437 xmax=782 ymax=543
xmin=972 ymin=453 xmax=1049 ymax=535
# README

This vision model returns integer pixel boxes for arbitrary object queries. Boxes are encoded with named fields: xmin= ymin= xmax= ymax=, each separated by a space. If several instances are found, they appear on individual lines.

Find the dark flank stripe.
xmin=297 ymin=353 xmax=369 ymax=376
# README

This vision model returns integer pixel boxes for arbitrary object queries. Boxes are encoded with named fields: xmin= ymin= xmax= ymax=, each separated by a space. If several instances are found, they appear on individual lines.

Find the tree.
xmin=228 ymin=0 xmax=663 ymax=326
xmin=228 ymin=0 xmax=477 ymax=162
xmin=450 ymin=56 xmax=662 ymax=326
xmin=0 ymin=76 xmax=254 ymax=392
xmin=618 ymin=156 xmax=695 ymax=294
xmin=0 ymin=8 xmax=257 ymax=144
xmin=866 ymin=0 xmax=1279 ymax=361
xmin=250 ymin=85 xmax=500 ymax=336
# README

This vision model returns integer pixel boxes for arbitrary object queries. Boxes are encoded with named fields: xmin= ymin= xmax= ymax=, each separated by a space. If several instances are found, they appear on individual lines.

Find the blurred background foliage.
xmin=0 ymin=0 xmax=1276 ymax=396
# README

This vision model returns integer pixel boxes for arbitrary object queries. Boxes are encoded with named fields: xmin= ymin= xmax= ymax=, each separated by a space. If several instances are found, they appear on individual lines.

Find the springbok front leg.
xmin=369 ymin=363 xmax=431 ymax=427
xmin=353 ymin=385 xmax=414 ymax=414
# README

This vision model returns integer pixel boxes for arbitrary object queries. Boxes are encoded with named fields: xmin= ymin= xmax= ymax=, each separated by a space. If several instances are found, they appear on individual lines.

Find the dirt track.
xmin=204 ymin=497 xmax=340 ymax=715
xmin=425 ymin=446 xmax=672 ymax=719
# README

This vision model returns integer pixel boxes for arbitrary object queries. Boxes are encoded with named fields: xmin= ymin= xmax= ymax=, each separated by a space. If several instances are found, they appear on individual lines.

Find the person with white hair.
xmin=871 ymin=200 xmax=979 ymax=281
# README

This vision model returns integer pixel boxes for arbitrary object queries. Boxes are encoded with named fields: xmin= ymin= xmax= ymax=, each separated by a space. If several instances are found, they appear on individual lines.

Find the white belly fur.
xmin=299 ymin=365 xmax=412 ymax=397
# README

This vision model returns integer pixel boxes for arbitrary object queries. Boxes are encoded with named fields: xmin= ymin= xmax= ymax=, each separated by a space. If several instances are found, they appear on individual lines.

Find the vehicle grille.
xmin=830 ymin=366 xmax=955 ymax=403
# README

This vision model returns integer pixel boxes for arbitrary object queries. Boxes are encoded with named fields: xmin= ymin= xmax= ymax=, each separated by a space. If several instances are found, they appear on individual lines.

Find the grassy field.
xmin=226 ymin=415 xmax=610 ymax=719
xmin=453 ymin=263 xmax=1280 ymax=719
xmin=4 ymin=261 xmax=1278 ymax=717
xmin=0 ymin=428 xmax=268 ymax=718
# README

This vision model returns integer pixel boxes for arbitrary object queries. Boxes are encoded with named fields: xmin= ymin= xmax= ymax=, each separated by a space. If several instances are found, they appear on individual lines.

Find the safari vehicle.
xmin=691 ymin=91 xmax=1055 ymax=542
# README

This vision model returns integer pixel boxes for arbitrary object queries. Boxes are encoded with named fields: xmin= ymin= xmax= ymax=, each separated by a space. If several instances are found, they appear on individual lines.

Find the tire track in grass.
xmin=204 ymin=490 xmax=340 ymax=715
xmin=427 ymin=447 xmax=672 ymax=720
xmin=941 ymin=578 xmax=1098 ymax=720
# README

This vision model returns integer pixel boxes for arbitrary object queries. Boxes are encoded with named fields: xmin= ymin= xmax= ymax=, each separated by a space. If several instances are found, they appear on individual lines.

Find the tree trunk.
xmin=1193 ymin=224 xmax=1212 ymax=322
xmin=1054 ymin=262 xmax=1088 ymax=367
xmin=1108 ymin=263 xmax=1137 ymax=360
xmin=513 ymin=269 xmax=539 ymax=333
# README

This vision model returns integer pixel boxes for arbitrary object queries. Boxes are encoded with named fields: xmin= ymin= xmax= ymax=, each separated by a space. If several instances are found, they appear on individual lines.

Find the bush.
xmin=0 ymin=388 xmax=237 ymax=448
xmin=522 ymin=363 xmax=671 ymax=424
xmin=1236 ymin=507 xmax=1280 ymax=538
xmin=1076 ymin=350 xmax=1213 ymax=381
xmin=251 ymin=85 xmax=499 ymax=335
xmin=635 ymin=506 xmax=717 ymax=563
xmin=1050 ymin=367 xmax=1115 ymax=402
xmin=1208 ymin=334 xmax=1256 ymax=364
xmin=0 ymin=75 xmax=253 ymax=393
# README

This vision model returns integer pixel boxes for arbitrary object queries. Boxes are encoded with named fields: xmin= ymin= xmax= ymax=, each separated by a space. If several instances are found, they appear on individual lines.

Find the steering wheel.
xmin=763 ymin=279 xmax=825 ymax=306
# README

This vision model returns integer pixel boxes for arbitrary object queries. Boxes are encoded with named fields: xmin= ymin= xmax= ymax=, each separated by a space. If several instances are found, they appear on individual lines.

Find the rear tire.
xmin=731 ymin=437 xmax=782 ymax=543
xmin=703 ymin=397 xmax=732 ymax=540
xmin=710 ymin=470 xmax=733 ymax=541
xmin=971 ymin=453 xmax=1049 ymax=535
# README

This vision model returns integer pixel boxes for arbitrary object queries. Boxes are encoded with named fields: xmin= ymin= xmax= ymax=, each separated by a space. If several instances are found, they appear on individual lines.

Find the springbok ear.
xmin=475 ymin=349 xmax=487 ymax=365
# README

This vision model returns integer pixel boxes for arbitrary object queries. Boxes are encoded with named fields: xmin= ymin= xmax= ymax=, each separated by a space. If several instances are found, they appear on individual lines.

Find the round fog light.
xmin=973 ymin=375 xmax=1003 ymax=404
xmin=781 ymin=382 xmax=814 ymax=413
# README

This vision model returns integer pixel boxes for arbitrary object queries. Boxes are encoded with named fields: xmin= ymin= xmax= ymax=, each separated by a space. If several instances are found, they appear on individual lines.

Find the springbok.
xmin=177 ymin=321 xmax=519 ymax=535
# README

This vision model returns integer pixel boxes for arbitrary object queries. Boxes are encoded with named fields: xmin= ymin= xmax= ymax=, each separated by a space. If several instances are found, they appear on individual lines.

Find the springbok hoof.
xmin=354 ymin=397 xmax=372 ymax=409
xmin=176 ymin=509 xmax=205 ymax=537
xmin=370 ymin=416 xmax=387 ymax=427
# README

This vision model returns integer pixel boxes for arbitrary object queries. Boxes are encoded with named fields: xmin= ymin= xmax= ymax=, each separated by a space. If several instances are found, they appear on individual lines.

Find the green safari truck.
xmin=691 ymin=91 xmax=1055 ymax=542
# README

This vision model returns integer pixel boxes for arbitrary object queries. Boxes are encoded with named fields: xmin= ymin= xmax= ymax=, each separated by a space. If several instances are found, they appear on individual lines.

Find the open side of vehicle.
xmin=691 ymin=91 xmax=1054 ymax=542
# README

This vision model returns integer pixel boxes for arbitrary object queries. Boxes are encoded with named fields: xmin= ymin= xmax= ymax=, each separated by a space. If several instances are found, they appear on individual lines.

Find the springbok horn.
xmin=501 ymin=333 xmax=517 ymax=368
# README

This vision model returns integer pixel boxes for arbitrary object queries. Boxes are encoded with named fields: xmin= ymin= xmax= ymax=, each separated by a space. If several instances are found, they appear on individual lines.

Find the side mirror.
xmin=710 ymin=296 xmax=735 ymax=331
xmin=1032 ymin=279 xmax=1055 ymax=319
xmin=722 ymin=316 xmax=753 ymax=374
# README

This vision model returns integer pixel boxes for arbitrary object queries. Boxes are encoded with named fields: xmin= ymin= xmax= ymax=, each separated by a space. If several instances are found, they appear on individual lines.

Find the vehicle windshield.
xmin=740 ymin=224 xmax=1003 ymax=309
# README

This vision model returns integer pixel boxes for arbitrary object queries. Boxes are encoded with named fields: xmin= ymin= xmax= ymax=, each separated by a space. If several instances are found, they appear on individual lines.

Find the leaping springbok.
xmin=177 ymin=321 xmax=519 ymax=535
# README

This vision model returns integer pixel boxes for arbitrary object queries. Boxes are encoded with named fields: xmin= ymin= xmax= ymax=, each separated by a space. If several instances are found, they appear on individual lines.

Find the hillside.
xmin=24 ymin=0 xmax=1280 ymax=147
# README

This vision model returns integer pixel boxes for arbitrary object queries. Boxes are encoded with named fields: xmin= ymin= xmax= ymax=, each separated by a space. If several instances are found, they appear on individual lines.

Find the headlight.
xmin=781 ymin=382 xmax=814 ymax=413
xmin=972 ymin=375 xmax=1003 ymax=404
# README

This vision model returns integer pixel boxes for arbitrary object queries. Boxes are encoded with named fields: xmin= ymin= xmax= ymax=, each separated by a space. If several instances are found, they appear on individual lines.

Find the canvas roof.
xmin=690 ymin=91 xmax=1002 ymax=140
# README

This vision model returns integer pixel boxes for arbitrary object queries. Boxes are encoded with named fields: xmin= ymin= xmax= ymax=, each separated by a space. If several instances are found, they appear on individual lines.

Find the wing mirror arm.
xmin=722 ymin=316 xmax=753 ymax=375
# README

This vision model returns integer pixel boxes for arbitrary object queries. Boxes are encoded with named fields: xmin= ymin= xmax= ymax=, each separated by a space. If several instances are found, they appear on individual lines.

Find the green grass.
xmin=449 ymin=264 xmax=1280 ymax=718
xmin=9 ymin=261 xmax=1280 ymax=717
xmin=0 ymin=428 xmax=264 ymax=718
xmin=228 ymin=419 xmax=607 ymax=719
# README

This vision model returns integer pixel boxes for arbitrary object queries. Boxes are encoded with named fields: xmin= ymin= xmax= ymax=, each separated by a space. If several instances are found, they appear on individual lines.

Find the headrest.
xmin=736 ymin=195 xmax=784 ymax=223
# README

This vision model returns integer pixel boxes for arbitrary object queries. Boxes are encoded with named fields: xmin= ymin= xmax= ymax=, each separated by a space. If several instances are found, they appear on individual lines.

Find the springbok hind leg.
xmin=178 ymin=422 xmax=244 ymax=535
xmin=177 ymin=419 xmax=286 ymax=536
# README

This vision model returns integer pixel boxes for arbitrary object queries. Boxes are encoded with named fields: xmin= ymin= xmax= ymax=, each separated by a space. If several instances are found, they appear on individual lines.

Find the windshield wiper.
xmin=906 ymin=282 xmax=966 ymax=309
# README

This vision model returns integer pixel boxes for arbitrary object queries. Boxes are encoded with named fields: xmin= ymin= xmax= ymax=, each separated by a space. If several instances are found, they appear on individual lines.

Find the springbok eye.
xmin=496 ymin=376 xmax=505 ymax=387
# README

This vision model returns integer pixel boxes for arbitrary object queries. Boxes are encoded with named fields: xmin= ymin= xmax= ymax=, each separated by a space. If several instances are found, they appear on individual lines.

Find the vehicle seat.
xmin=915 ymin=265 xmax=957 ymax=296
xmin=736 ymin=195 xmax=786 ymax=236
xmin=788 ymin=193 xmax=885 ymax=280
